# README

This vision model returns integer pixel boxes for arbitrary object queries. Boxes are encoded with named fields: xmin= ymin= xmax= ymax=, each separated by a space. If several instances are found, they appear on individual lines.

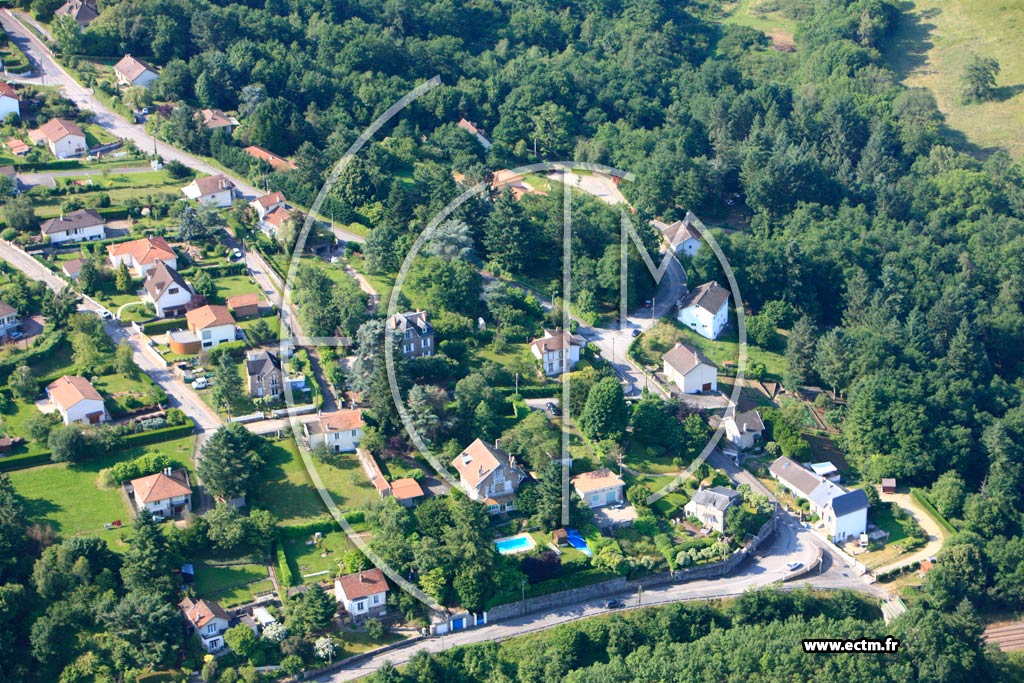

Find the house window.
xmin=354 ymin=600 xmax=365 ymax=612
xmin=169 ymin=287 xmax=179 ymax=294
xmin=206 ymin=624 xmax=217 ymax=633
xmin=372 ymin=595 xmax=380 ymax=604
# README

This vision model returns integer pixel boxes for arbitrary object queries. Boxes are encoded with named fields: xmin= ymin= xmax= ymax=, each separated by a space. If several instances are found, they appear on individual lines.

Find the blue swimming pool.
xmin=495 ymin=534 xmax=536 ymax=554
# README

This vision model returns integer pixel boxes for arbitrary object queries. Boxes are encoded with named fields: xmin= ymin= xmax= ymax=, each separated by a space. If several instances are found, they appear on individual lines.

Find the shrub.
xmin=365 ymin=618 xmax=386 ymax=640
xmin=106 ymin=452 xmax=173 ymax=484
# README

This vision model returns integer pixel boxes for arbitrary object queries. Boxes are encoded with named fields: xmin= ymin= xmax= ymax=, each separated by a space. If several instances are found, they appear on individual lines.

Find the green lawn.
xmin=881 ymin=0 xmax=1024 ymax=158
xmin=338 ymin=629 xmax=406 ymax=656
xmin=194 ymin=560 xmax=273 ymax=606
xmin=81 ymin=123 xmax=118 ymax=148
xmin=214 ymin=275 xmax=262 ymax=303
xmin=721 ymin=0 xmax=801 ymax=41
xmin=251 ymin=437 xmax=383 ymax=526
xmin=633 ymin=318 xmax=787 ymax=380
xmin=1 ymin=398 xmax=53 ymax=457
xmin=8 ymin=435 xmax=195 ymax=551
xmin=280 ymin=529 xmax=357 ymax=584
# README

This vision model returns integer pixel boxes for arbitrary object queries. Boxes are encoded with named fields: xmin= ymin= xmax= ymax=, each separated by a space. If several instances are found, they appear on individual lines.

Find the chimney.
xmin=494 ymin=438 xmax=501 ymax=450
xmin=359 ymin=571 xmax=367 ymax=583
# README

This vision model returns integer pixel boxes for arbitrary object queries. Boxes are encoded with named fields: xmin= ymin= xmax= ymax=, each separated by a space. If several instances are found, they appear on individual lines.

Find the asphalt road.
xmin=0 ymin=9 xmax=366 ymax=244
xmin=315 ymin=513 xmax=874 ymax=682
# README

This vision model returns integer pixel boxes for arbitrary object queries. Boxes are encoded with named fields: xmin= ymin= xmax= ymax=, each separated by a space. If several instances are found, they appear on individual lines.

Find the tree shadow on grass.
xmin=19 ymin=494 xmax=62 ymax=532
xmin=881 ymin=2 xmax=938 ymax=80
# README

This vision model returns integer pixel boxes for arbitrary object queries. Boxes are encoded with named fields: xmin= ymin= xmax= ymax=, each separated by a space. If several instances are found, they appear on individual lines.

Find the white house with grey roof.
xmin=722 ymin=409 xmax=765 ymax=450
xmin=684 ymin=485 xmax=742 ymax=532
xmin=181 ymin=174 xmax=235 ymax=207
xmin=677 ymin=281 xmax=729 ymax=340
xmin=39 ymin=209 xmax=106 ymax=244
xmin=530 ymin=328 xmax=584 ymax=376
xmin=769 ymin=455 xmax=868 ymax=542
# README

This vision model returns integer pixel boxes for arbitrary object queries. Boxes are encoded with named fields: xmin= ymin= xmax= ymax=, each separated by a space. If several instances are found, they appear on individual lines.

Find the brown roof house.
xmin=54 ymin=0 xmax=98 ymax=26
xmin=0 ymin=82 xmax=20 ymax=122
xmin=129 ymin=467 xmax=192 ymax=518
xmin=571 ymin=468 xmax=625 ymax=508
xmin=457 ymin=118 xmax=492 ymax=149
xmin=677 ymin=281 xmax=730 ymax=340
xmin=653 ymin=212 xmax=702 ymax=258
xmin=180 ymin=597 xmax=230 ymax=652
xmin=187 ymin=304 xmax=236 ymax=348
xmin=181 ymin=174 xmax=236 ymax=208
xmin=199 ymin=108 xmax=239 ymax=131
xmin=530 ymin=328 xmax=584 ymax=376
xmin=390 ymin=477 xmax=425 ymax=508
xmin=226 ymin=292 xmax=259 ymax=319
xmin=114 ymin=54 xmax=158 ymax=88
xmin=45 ymin=375 xmax=108 ymax=425
xmin=250 ymin=191 xmax=287 ymax=220
xmin=142 ymin=261 xmax=193 ymax=318
xmin=451 ymin=438 xmax=528 ymax=515
xmin=387 ymin=310 xmax=434 ymax=359
xmin=28 ymin=118 xmax=86 ymax=159
xmin=335 ymin=569 xmax=387 ymax=621
xmin=40 ymin=208 xmax=106 ymax=245
xmin=304 ymin=409 xmax=365 ymax=453
xmin=662 ymin=342 xmax=717 ymax=395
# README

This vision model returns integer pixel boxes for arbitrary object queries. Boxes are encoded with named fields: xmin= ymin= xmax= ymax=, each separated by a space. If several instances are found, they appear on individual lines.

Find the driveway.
xmin=870 ymin=490 xmax=947 ymax=576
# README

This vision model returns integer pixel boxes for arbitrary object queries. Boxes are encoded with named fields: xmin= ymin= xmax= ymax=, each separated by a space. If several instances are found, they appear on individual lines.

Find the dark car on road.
xmin=605 ymin=600 xmax=626 ymax=609
xmin=546 ymin=401 xmax=561 ymax=416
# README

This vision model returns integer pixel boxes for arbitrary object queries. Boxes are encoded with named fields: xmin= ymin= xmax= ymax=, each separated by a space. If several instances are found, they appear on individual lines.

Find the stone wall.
xmin=488 ymin=514 xmax=779 ymax=623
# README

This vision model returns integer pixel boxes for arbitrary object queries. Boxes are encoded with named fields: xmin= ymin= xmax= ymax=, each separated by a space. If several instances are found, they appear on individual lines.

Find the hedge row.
xmin=143 ymin=317 xmax=186 ymax=335
xmin=121 ymin=422 xmax=195 ymax=447
xmin=275 ymin=542 xmax=296 ymax=587
xmin=494 ymin=385 xmax=558 ymax=399
xmin=910 ymin=488 xmax=957 ymax=536
xmin=0 ymin=331 xmax=66 ymax=384
xmin=198 ymin=262 xmax=247 ymax=278
xmin=0 ymin=452 xmax=52 ymax=472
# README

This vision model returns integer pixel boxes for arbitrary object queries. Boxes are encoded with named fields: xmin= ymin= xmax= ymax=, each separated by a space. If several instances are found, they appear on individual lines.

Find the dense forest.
xmin=2 ymin=0 xmax=1024 ymax=677
xmin=364 ymin=588 xmax=1021 ymax=683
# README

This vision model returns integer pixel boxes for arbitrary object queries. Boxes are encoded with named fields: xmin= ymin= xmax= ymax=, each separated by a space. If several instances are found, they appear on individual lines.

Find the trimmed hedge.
xmin=910 ymin=488 xmax=957 ymax=536
xmin=275 ymin=542 xmax=296 ymax=587
xmin=495 ymin=385 xmax=558 ymax=399
xmin=0 ymin=452 xmax=52 ymax=472
xmin=122 ymin=422 xmax=195 ymax=447
xmin=198 ymin=262 xmax=247 ymax=278
xmin=143 ymin=317 xmax=186 ymax=335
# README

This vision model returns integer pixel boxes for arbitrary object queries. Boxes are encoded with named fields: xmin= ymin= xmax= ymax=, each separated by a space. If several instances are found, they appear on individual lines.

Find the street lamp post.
xmin=521 ymin=579 xmax=527 ymax=616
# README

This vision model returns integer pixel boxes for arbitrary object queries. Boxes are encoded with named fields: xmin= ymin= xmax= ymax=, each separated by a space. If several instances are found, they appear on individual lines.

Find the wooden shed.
xmin=881 ymin=478 xmax=896 ymax=495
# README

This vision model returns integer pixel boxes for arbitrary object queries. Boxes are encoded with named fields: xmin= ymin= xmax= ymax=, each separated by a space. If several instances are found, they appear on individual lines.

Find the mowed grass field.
xmin=881 ymin=0 xmax=1024 ymax=158
xmin=8 ymin=435 xmax=196 ymax=550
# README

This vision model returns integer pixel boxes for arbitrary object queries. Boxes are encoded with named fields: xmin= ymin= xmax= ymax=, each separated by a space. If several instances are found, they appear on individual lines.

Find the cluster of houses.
xmin=769 ymin=455 xmax=869 ymax=543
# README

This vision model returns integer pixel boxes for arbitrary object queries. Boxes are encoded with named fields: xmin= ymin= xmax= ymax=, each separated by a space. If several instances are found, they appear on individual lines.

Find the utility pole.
xmin=637 ymin=585 xmax=643 ymax=607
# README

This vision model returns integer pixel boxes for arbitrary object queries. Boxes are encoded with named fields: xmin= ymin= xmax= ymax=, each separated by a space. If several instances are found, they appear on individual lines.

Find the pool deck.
xmin=495 ymin=532 xmax=537 ymax=555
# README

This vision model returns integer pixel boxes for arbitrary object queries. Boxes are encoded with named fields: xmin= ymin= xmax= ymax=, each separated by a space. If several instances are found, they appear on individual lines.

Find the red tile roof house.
xmin=107 ymin=235 xmax=177 ymax=277
xmin=450 ymin=438 xmax=528 ymax=515
xmin=180 ymin=596 xmax=230 ymax=652
xmin=244 ymin=145 xmax=298 ymax=172
xmin=335 ymin=569 xmax=388 ymax=621
xmin=128 ymin=467 xmax=192 ymax=518
xmin=199 ymin=108 xmax=239 ymax=131
xmin=28 ymin=118 xmax=87 ymax=158
xmin=186 ymin=304 xmax=236 ymax=349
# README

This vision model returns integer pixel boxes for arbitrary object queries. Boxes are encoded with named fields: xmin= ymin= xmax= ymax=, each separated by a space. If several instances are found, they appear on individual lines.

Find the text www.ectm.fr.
xmin=802 ymin=638 xmax=901 ymax=653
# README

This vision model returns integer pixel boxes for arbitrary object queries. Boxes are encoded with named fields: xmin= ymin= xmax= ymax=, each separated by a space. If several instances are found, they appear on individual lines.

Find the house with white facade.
xmin=457 ymin=118 xmax=492 ymax=149
xmin=180 ymin=597 xmax=230 ymax=652
xmin=722 ymin=409 xmax=765 ymax=451
xmin=769 ymin=456 xmax=868 ymax=543
xmin=450 ymin=438 xmax=528 ymax=515
xmin=54 ymin=0 xmax=98 ymax=26
xmin=181 ymin=174 xmax=235 ymax=207
xmin=662 ymin=342 xmax=717 ymax=394
xmin=113 ymin=54 xmax=158 ymax=88
xmin=250 ymin=191 xmax=287 ymax=220
xmin=45 ymin=375 xmax=108 ymax=425
xmin=39 ymin=209 xmax=106 ymax=245
xmin=0 ymin=300 xmax=20 ymax=338
xmin=571 ymin=468 xmax=625 ymax=508
xmin=304 ymin=409 xmax=365 ymax=453
xmin=335 ymin=569 xmax=387 ymax=621
xmin=0 ymin=83 xmax=20 ymax=122
xmin=530 ymin=328 xmax=584 ymax=376
xmin=684 ymin=486 xmax=741 ymax=533
xmin=653 ymin=212 xmax=702 ymax=257
xmin=28 ymin=118 xmax=87 ymax=158
xmin=677 ymin=281 xmax=729 ymax=340
xmin=142 ymin=261 xmax=193 ymax=318
xmin=186 ymin=304 xmax=236 ymax=349
xmin=129 ymin=467 xmax=192 ymax=518
xmin=107 ymin=235 xmax=177 ymax=277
